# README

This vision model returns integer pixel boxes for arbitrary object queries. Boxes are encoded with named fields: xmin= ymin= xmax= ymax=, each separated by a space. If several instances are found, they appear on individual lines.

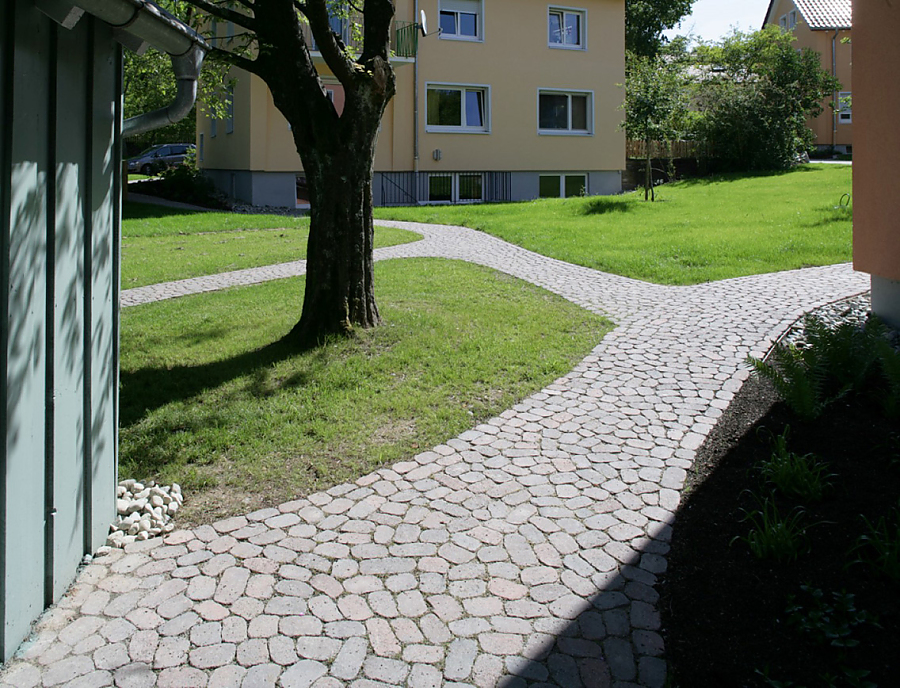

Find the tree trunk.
xmin=206 ymin=0 xmax=398 ymax=347
xmin=287 ymin=146 xmax=380 ymax=345
xmin=645 ymin=145 xmax=654 ymax=201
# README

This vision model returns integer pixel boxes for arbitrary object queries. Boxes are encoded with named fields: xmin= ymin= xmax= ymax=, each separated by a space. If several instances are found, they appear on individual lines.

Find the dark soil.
xmin=659 ymin=374 xmax=900 ymax=688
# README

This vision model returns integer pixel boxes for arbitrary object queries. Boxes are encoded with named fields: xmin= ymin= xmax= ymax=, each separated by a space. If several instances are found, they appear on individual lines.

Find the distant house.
xmin=198 ymin=0 xmax=626 ymax=208
xmin=853 ymin=1 xmax=899 ymax=327
xmin=763 ymin=0 xmax=852 ymax=154
xmin=1 ymin=0 xmax=204 ymax=661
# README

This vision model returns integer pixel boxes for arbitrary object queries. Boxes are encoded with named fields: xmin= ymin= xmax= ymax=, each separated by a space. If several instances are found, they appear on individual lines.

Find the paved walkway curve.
xmin=4 ymin=222 xmax=869 ymax=688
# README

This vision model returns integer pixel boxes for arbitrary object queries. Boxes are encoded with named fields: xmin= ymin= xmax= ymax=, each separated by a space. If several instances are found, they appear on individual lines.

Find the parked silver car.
xmin=127 ymin=143 xmax=195 ymax=175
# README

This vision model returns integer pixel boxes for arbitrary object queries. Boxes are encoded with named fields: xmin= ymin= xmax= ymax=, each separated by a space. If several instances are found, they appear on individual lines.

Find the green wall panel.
xmin=1 ymin=1 xmax=120 ymax=659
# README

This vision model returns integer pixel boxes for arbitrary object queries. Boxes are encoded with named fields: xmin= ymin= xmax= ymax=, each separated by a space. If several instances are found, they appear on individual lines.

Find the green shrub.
xmin=131 ymin=151 xmax=228 ymax=210
xmin=734 ymin=494 xmax=809 ymax=561
xmin=760 ymin=427 xmax=832 ymax=502
xmin=851 ymin=501 xmax=900 ymax=581
xmin=749 ymin=315 xmax=891 ymax=420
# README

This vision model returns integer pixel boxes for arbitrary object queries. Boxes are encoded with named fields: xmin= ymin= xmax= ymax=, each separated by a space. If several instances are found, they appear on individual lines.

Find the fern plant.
xmin=875 ymin=337 xmax=900 ymax=418
xmin=749 ymin=314 xmax=887 ymax=420
xmin=749 ymin=343 xmax=824 ymax=419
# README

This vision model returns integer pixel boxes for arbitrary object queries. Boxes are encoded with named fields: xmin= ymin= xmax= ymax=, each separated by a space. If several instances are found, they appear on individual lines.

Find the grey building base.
xmin=203 ymin=169 xmax=624 ymax=208
xmin=871 ymin=274 xmax=900 ymax=330
xmin=814 ymin=144 xmax=852 ymax=156
xmin=203 ymin=169 xmax=298 ymax=209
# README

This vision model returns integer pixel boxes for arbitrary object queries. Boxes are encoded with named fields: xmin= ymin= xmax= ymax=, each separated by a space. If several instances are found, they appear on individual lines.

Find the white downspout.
xmin=832 ymin=28 xmax=838 ymax=149
xmin=414 ymin=0 xmax=420 ymax=195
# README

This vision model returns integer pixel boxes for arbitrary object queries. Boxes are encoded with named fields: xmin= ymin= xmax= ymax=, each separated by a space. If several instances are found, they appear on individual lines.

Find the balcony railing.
xmin=300 ymin=16 xmax=418 ymax=60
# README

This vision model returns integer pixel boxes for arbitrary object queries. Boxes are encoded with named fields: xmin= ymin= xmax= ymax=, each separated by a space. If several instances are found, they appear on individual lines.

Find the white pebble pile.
xmin=107 ymin=479 xmax=184 ymax=548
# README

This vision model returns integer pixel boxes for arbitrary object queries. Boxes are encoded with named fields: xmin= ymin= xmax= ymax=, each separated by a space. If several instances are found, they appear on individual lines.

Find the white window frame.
xmin=439 ymin=0 xmax=484 ymax=42
xmin=427 ymin=173 xmax=484 ymax=204
xmin=548 ymin=6 xmax=587 ymax=50
xmin=425 ymin=82 xmax=491 ymax=134
xmin=788 ymin=10 xmax=797 ymax=29
xmin=539 ymin=173 xmax=587 ymax=198
xmin=779 ymin=14 xmax=787 ymax=30
xmin=838 ymin=91 xmax=852 ymax=124
xmin=537 ymin=89 xmax=593 ymax=135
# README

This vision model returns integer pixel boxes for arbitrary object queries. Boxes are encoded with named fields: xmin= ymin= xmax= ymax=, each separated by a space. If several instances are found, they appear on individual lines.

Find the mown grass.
xmin=122 ymin=201 xmax=420 ymax=287
xmin=374 ymin=164 xmax=853 ymax=285
xmin=119 ymin=258 xmax=611 ymax=524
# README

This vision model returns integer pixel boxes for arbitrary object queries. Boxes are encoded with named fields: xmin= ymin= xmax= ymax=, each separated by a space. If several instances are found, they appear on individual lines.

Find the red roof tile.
xmin=793 ymin=0 xmax=852 ymax=30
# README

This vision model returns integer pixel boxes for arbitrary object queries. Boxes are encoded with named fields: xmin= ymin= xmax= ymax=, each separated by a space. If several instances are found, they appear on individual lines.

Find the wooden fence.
xmin=626 ymin=139 xmax=710 ymax=160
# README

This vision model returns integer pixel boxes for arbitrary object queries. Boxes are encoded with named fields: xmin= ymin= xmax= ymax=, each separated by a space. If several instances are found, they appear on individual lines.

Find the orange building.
xmin=853 ymin=1 xmax=900 ymax=326
xmin=763 ymin=0 xmax=852 ymax=154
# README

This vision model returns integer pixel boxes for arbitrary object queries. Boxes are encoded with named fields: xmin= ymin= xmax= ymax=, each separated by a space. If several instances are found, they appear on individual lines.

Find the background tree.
xmin=170 ymin=0 xmax=396 ymax=345
xmin=692 ymin=27 xmax=840 ymax=171
xmin=623 ymin=49 xmax=689 ymax=200
xmin=626 ymin=0 xmax=696 ymax=56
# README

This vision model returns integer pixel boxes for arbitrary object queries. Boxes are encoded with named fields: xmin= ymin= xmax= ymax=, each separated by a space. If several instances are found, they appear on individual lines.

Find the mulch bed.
xmin=659 ymin=374 xmax=899 ymax=687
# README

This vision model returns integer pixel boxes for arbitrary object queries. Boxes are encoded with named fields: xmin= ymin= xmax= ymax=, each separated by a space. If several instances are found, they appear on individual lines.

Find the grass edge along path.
xmin=119 ymin=258 xmax=612 ymax=526
xmin=374 ymin=164 xmax=853 ymax=286
xmin=123 ymin=201 xmax=421 ymax=288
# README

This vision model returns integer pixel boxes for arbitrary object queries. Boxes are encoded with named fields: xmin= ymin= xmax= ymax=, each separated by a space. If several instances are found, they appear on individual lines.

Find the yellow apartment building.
xmin=763 ymin=0 xmax=852 ymax=154
xmin=197 ymin=0 xmax=625 ymax=207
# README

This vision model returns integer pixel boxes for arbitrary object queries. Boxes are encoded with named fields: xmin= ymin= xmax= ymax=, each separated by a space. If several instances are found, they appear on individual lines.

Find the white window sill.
xmin=426 ymin=127 xmax=491 ymax=134
xmin=548 ymin=43 xmax=585 ymax=51
xmin=538 ymin=130 xmax=593 ymax=136
xmin=439 ymin=35 xmax=484 ymax=43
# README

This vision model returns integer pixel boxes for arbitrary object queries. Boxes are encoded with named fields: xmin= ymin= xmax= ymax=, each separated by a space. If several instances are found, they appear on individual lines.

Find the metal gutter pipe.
xmin=832 ymin=28 xmax=838 ymax=149
xmin=64 ymin=0 xmax=209 ymax=137
xmin=413 ymin=0 xmax=420 ymax=182
xmin=123 ymin=43 xmax=205 ymax=137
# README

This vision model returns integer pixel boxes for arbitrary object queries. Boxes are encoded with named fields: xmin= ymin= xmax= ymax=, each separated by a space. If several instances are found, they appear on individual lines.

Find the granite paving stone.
xmin=1 ymin=221 xmax=868 ymax=687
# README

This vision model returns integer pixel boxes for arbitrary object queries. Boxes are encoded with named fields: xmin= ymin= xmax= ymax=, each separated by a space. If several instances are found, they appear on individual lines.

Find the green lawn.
xmin=374 ymin=164 xmax=853 ymax=285
xmin=122 ymin=201 xmax=420 ymax=287
xmin=119 ymin=258 xmax=611 ymax=524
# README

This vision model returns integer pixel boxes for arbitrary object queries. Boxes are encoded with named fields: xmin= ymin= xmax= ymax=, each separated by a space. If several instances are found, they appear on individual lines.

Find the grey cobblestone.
xmin=2 ymin=221 xmax=868 ymax=687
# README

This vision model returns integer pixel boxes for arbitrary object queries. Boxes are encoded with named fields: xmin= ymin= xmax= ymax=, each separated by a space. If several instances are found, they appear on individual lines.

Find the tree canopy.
xmin=692 ymin=27 xmax=841 ymax=170
xmin=626 ymin=0 xmax=696 ymax=56
xmin=623 ymin=50 xmax=689 ymax=199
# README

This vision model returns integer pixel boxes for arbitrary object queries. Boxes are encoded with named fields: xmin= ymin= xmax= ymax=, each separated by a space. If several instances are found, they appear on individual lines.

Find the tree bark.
xmin=287 ymin=138 xmax=381 ymax=343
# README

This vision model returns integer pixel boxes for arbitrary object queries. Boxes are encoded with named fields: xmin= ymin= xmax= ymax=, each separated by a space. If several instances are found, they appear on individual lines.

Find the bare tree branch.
xmin=207 ymin=44 xmax=260 ymax=75
xmin=187 ymin=0 xmax=258 ymax=31
xmin=303 ymin=0 xmax=357 ymax=87
xmin=361 ymin=0 xmax=394 ymax=64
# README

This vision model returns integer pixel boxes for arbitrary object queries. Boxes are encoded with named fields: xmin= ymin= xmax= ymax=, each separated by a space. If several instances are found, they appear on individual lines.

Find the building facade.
xmin=198 ymin=0 xmax=626 ymax=208
xmin=764 ymin=0 xmax=852 ymax=154
xmin=853 ymin=0 xmax=900 ymax=326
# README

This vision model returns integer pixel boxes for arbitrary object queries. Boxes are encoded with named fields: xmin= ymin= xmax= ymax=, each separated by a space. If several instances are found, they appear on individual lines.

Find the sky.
xmin=663 ymin=0 xmax=773 ymax=44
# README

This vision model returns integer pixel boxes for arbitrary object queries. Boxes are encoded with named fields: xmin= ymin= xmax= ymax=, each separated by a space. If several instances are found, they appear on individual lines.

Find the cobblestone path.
xmin=3 ymin=222 xmax=869 ymax=688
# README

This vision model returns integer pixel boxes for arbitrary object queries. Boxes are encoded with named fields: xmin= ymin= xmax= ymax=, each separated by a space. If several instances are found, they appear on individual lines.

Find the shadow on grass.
xmin=672 ymin=165 xmax=824 ymax=188
xmin=123 ymin=199 xmax=203 ymax=221
xmin=119 ymin=332 xmax=325 ymax=428
xmin=580 ymin=198 xmax=632 ymax=215
xmin=805 ymin=204 xmax=853 ymax=227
